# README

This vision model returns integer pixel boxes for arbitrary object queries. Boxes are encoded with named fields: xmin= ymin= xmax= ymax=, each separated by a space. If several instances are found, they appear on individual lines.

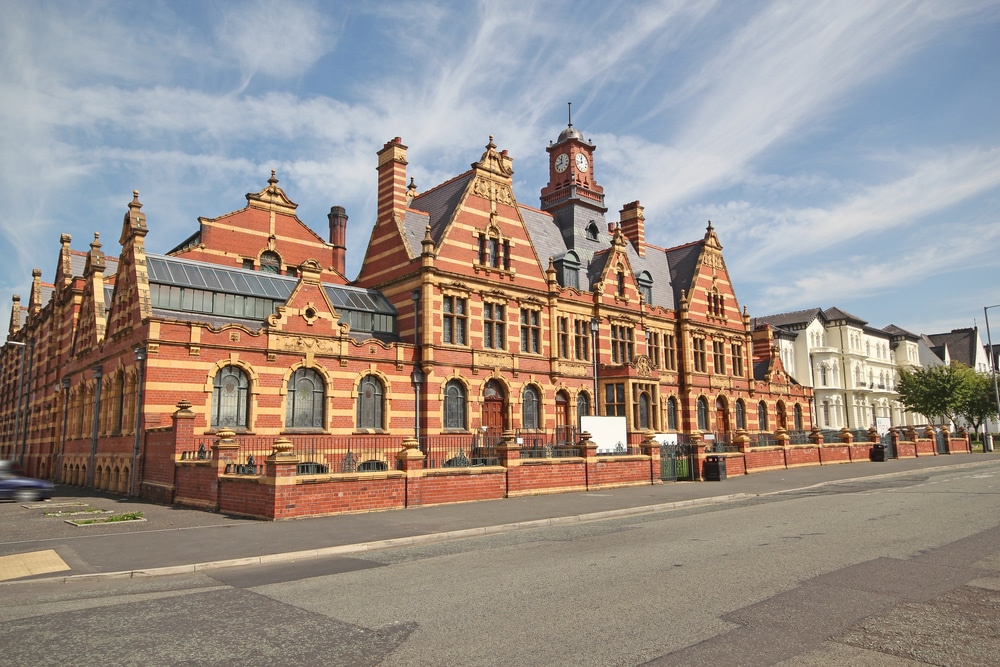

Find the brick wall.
xmin=508 ymin=459 xmax=587 ymax=496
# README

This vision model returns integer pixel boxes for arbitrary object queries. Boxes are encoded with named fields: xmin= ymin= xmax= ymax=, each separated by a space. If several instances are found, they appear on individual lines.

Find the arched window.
xmin=667 ymin=397 xmax=678 ymax=431
xmin=577 ymin=392 xmax=590 ymax=427
xmin=819 ymin=365 xmax=828 ymax=386
xmin=794 ymin=404 xmax=803 ymax=431
xmin=638 ymin=392 xmax=651 ymax=430
xmin=260 ymin=250 xmax=281 ymax=274
xmin=522 ymin=385 xmax=540 ymax=430
xmin=444 ymin=380 xmax=466 ymax=430
xmin=758 ymin=401 xmax=769 ymax=431
xmin=286 ymin=367 xmax=325 ymax=429
xmin=777 ymin=401 xmax=787 ymax=429
xmin=212 ymin=366 xmax=249 ymax=429
xmin=697 ymin=397 xmax=708 ymax=431
xmin=735 ymin=399 xmax=746 ymax=430
xmin=586 ymin=221 xmax=600 ymax=241
xmin=357 ymin=375 xmax=385 ymax=430
xmin=617 ymin=271 xmax=626 ymax=297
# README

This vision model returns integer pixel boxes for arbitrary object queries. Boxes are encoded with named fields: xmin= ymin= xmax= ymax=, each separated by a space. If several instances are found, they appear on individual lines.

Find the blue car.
xmin=0 ymin=460 xmax=54 ymax=502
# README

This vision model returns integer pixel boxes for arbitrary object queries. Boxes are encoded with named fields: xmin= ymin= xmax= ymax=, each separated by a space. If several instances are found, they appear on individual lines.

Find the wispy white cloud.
xmin=726 ymin=146 xmax=1000 ymax=268
xmin=215 ymin=0 xmax=333 ymax=89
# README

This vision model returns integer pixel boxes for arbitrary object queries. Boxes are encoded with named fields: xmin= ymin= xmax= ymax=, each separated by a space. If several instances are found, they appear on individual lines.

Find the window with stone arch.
xmin=212 ymin=365 xmax=250 ymax=430
xmin=444 ymin=379 xmax=467 ymax=430
xmin=794 ymin=404 xmax=804 ymax=431
xmin=735 ymin=399 xmax=746 ymax=430
xmin=576 ymin=391 xmax=591 ymax=427
xmin=286 ymin=367 xmax=325 ymax=429
xmin=522 ymin=384 xmax=541 ymax=430
xmin=616 ymin=270 xmax=626 ymax=297
xmin=697 ymin=396 xmax=709 ymax=431
xmin=758 ymin=401 xmax=769 ymax=431
xmin=586 ymin=221 xmax=600 ymax=241
xmin=667 ymin=396 xmax=678 ymax=431
xmin=638 ymin=391 xmax=652 ymax=431
xmin=356 ymin=374 xmax=386 ymax=430
xmin=260 ymin=250 xmax=281 ymax=274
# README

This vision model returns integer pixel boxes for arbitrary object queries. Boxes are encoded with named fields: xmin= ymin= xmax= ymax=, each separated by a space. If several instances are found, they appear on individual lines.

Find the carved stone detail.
xmin=472 ymin=177 xmax=514 ymax=206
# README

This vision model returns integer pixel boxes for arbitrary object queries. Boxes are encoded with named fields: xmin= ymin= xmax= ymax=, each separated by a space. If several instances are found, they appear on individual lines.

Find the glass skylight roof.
xmin=147 ymin=254 xmax=396 ymax=316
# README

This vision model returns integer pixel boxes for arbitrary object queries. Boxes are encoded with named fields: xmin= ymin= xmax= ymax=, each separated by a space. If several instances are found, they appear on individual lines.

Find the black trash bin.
xmin=870 ymin=444 xmax=887 ymax=462
xmin=704 ymin=455 xmax=727 ymax=481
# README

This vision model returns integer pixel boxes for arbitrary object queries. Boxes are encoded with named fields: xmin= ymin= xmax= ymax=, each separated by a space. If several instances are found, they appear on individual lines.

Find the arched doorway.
xmin=715 ymin=396 xmax=730 ymax=437
xmin=555 ymin=391 xmax=572 ymax=445
xmin=483 ymin=380 xmax=507 ymax=445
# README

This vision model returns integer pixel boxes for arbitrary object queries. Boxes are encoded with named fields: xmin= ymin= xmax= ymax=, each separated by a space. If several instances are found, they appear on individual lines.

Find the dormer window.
xmin=637 ymin=271 xmax=653 ymax=304
xmin=477 ymin=230 xmax=510 ymax=270
xmin=708 ymin=288 xmax=725 ymax=317
xmin=586 ymin=221 xmax=599 ymax=241
xmin=554 ymin=251 xmax=581 ymax=290
xmin=260 ymin=251 xmax=281 ymax=274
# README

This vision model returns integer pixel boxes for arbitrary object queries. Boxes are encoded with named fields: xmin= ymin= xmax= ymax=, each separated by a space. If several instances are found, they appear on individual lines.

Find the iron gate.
xmin=660 ymin=442 xmax=692 ymax=481
xmin=936 ymin=430 xmax=948 ymax=454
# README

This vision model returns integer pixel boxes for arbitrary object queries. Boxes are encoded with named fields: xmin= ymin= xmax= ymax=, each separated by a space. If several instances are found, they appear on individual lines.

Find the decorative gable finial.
xmin=473 ymin=135 xmax=514 ymax=178
xmin=704 ymin=220 xmax=722 ymax=249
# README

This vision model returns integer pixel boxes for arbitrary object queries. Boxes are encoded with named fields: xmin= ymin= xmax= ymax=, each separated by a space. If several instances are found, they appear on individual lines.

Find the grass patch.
xmin=69 ymin=511 xmax=144 ymax=526
xmin=44 ymin=507 xmax=110 ymax=517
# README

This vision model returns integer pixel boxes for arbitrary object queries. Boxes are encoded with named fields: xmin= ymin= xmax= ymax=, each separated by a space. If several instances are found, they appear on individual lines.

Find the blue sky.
xmin=2 ymin=0 xmax=999 ymax=338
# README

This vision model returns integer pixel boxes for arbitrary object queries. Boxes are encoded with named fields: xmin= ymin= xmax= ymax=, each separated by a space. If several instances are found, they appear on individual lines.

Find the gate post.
xmin=641 ymin=431 xmax=661 ymax=485
xmin=397 ymin=436 xmax=425 ymax=508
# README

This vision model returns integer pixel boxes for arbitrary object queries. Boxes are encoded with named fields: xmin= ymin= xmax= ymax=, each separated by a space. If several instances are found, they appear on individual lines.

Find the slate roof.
xmin=407 ymin=168 xmax=684 ymax=310
xmin=408 ymin=171 xmax=474 ymax=249
xmin=663 ymin=241 xmax=701 ymax=307
xmin=823 ymin=307 xmax=867 ymax=326
xmin=925 ymin=328 xmax=981 ymax=368
xmin=752 ymin=308 xmax=824 ymax=331
xmin=882 ymin=324 xmax=919 ymax=339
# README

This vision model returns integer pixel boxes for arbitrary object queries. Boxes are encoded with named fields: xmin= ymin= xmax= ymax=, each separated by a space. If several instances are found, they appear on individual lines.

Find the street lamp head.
xmin=5 ymin=340 xmax=26 ymax=347
xmin=590 ymin=318 xmax=599 ymax=332
xmin=134 ymin=347 xmax=146 ymax=362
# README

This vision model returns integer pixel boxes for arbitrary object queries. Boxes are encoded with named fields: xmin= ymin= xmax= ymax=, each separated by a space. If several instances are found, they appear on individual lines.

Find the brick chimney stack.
xmin=328 ymin=205 xmax=348 ymax=276
xmin=619 ymin=201 xmax=645 ymax=257
xmin=376 ymin=137 xmax=408 ymax=225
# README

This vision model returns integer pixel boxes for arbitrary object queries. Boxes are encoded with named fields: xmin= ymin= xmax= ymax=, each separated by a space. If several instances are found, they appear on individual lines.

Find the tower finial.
xmin=567 ymin=101 xmax=573 ymax=128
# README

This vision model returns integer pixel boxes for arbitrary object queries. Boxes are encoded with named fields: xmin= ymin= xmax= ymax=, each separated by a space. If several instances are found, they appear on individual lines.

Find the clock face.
xmin=554 ymin=153 xmax=569 ymax=173
xmin=575 ymin=153 xmax=589 ymax=172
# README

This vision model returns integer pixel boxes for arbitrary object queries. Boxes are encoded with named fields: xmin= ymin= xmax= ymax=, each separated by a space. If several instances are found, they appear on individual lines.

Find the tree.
xmin=959 ymin=370 xmax=999 ymax=435
xmin=896 ymin=363 xmax=972 ymax=425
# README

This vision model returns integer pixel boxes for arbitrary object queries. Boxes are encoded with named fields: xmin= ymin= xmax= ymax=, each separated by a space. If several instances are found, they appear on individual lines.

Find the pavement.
xmin=3 ymin=452 xmax=1000 ymax=584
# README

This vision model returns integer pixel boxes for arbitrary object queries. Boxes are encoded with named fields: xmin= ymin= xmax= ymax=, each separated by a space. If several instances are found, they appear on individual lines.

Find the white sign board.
xmin=581 ymin=416 xmax=628 ymax=454
xmin=652 ymin=433 xmax=677 ymax=446
xmin=875 ymin=417 xmax=891 ymax=437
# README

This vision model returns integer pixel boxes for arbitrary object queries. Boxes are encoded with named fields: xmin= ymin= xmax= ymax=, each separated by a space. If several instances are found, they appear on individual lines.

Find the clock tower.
xmin=540 ymin=108 xmax=607 ymax=248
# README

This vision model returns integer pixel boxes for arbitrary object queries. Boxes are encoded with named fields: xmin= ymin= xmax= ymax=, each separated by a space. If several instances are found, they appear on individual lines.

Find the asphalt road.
xmin=2 ymin=462 xmax=999 ymax=666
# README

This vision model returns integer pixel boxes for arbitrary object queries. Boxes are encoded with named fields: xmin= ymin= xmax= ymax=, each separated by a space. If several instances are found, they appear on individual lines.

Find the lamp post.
xmin=5 ymin=340 xmax=26 ymax=462
xmin=985 ymin=305 xmax=1000 ymax=439
xmin=590 ymin=318 xmax=599 ymax=415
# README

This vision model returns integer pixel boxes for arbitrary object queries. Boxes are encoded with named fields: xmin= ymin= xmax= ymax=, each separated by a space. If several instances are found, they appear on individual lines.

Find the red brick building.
xmin=1 ymin=122 xmax=812 ymax=509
